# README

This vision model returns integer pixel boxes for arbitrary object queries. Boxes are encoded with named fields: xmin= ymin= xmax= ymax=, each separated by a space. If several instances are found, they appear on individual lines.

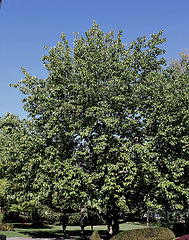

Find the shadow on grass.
xmin=21 ymin=230 xmax=63 ymax=238
xmin=17 ymin=229 xmax=108 ymax=239
xmin=14 ymin=223 xmax=53 ymax=229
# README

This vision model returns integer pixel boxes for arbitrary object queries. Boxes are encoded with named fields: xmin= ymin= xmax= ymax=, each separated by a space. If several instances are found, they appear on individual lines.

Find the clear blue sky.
xmin=0 ymin=0 xmax=188 ymax=119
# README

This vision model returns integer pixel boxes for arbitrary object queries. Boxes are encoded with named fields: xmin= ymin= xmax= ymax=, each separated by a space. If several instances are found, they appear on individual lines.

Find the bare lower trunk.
xmin=108 ymin=218 xmax=119 ymax=235
xmin=146 ymin=214 xmax=149 ymax=227
xmin=107 ymin=197 xmax=119 ymax=237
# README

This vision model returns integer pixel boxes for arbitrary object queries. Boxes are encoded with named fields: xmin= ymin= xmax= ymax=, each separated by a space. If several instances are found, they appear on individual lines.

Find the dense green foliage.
xmin=0 ymin=22 xmax=189 ymax=235
xmin=0 ymin=113 xmax=40 ymax=212
xmin=111 ymin=227 xmax=175 ymax=240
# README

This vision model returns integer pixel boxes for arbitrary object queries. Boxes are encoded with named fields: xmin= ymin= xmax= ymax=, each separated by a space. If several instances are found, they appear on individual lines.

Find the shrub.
xmin=176 ymin=234 xmax=189 ymax=240
xmin=91 ymin=230 xmax=101 ymax=240
xmin=0 ymin=223 xmax=14 ymax=231
xmin=111 ymin=227 xmax=175 ymax=240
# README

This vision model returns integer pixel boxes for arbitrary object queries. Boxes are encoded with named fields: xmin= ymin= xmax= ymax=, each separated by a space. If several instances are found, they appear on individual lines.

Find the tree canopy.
xmin=1 ymin=22 xmax=189 ymax=235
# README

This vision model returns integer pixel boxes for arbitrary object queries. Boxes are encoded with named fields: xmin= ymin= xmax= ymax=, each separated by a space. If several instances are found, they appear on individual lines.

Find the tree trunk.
xmin=146 ymin=214 xmax=149 ymax=227
xmin=107 ymin=197 xmax=119 ymax=237
xmin=146 ymin=209 xmax=149 ymax=227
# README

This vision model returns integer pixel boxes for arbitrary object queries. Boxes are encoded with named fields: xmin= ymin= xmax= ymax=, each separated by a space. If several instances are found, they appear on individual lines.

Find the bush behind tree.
xmin=177 ymin=235 xmax=189 ymax=240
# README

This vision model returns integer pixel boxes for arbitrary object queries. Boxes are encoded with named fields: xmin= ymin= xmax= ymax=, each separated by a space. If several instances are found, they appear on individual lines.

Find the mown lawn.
xmin=0 ymin=222 xmax=148 ymax=238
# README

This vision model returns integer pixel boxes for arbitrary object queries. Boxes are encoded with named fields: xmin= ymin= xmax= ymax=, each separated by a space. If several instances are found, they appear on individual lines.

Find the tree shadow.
xmin=17 ymin=229 xmax=107 ymax=239
xmin=17 ymin=230 xmax=63 ymax=238
xmin=14 ymin=223 xmax=53 ymax=229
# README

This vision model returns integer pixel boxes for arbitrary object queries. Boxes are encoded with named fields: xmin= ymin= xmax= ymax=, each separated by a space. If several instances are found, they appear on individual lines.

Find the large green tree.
xmin=6 ymin=22 xmax=188 ymax=234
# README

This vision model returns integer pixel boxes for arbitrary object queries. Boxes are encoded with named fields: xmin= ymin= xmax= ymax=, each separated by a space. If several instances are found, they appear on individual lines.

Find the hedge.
xmin=176 ymin=234 xmax=189 ymax=240
xmin=111 ymin=227 xmax=175 ymax=240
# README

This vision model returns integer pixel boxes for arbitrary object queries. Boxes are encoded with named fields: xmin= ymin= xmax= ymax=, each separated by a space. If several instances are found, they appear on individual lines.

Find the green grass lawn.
xmin=0 ymin=222 xmax=148 ymax=238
